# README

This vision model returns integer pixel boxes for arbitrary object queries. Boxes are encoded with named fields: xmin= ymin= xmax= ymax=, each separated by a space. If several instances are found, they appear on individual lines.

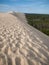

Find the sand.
xmin=0 ymin=13 xmax=49 ymax=65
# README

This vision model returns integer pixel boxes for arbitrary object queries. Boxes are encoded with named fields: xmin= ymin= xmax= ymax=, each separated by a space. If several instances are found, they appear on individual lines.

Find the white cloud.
xmin=0 ymin=4 xmax=11 ymax=12
xmin=0 ymin=4 xmax=9 ymax=8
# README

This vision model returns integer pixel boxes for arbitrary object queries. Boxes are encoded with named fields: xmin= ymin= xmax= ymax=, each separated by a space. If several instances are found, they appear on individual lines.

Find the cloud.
xmin=0 ymin=4 xmax=10 ymax=8
xmin=0 ymin=4 xmax=10 ymax=12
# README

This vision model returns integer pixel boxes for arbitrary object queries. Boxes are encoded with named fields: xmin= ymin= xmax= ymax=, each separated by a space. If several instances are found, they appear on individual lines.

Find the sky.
xmin=0 ymin=0 xmax=49 ymax=14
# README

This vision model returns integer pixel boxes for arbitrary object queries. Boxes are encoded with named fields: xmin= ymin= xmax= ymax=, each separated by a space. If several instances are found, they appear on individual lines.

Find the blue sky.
xmin=0 ymin=0 xmax=49 ymax=14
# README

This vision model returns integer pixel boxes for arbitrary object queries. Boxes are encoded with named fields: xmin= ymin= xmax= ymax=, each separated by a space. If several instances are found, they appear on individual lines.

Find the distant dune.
xmin=0 ymin=12 xmax=49 ymax=65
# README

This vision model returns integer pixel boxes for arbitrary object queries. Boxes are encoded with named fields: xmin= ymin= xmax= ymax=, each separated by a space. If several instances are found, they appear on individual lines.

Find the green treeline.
xmin=25 ymin=14 xmax=49 ymax=36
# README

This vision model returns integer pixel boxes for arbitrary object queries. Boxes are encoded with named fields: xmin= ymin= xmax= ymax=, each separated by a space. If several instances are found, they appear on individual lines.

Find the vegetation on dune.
xmin=25 ymin=14 xmax=49 ymax=36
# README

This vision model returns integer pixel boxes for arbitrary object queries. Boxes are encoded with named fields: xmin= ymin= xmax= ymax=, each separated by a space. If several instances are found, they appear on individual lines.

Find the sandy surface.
xmin=0 ymin=13 xmax=49 ymax=65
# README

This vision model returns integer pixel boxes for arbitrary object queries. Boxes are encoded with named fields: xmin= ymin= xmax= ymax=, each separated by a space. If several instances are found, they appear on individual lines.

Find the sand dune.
xmin=0 ymin=12 xmax=49 ymax=65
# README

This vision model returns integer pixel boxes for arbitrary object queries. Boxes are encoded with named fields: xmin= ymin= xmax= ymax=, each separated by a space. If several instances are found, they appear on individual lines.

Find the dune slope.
xmin=0 ymin=13 xmax=49 ymax=65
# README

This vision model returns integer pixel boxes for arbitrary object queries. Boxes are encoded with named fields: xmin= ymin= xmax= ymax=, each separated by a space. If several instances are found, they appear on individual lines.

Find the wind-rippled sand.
xmin=0 ymin=13 xmax=49 ymax=65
